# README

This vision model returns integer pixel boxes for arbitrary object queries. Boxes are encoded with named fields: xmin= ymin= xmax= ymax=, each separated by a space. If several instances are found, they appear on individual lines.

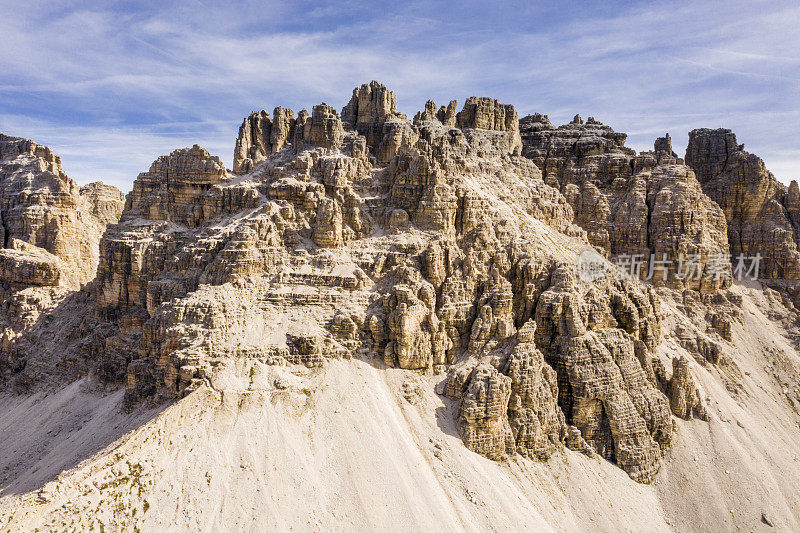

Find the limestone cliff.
xmin=519 ymin=116 xmax=731 ymax=293
xmin=3 ymin=83 xmax=797 ymax=494
xmin=0 ymin=133 xmax=124 ymax=286
xmin=686 ymin=128 xmax=800 ymax=279
xmin=0 ymin=133 xmax=123 ymax=387
xmin=87 ymin=82 xmax=703 ymax=482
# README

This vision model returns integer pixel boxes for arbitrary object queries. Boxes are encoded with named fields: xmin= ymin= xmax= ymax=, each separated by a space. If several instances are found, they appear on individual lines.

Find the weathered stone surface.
xmin=307 ymin=104 xmax=345 ymax=150
xmin=457 ymin=97 xmax=519 ymax=132
xmin=668 ymin=355 xmax=708 ymax=421
xmin=500 ymin=320 xmax=566 ymax=458
xmin=457 ymin=363 xmax=515 ymax=460
xmin=562 ymin=329 xmax=671 ymax=482
xmin=0 ymin=133 xmax=123 ymax=284
xmin=80 ymin=182 xmax=125 ymax=225
xmin=414 ymin=99 xmax=458 ymax=129
xmin=0 ymin=239 xmax=63 ymax=286
xmin=381 ymin=265 xmax=448 ymax=370
xmin=342 ymin=81 xmax=402 ymax=130
xmin=233 ymin=108 xmax=297 ymax=174
xmin=233 ymin=110 xmax=270 ymax=174
xmin=654 ymin=133 xmax=677 ymax=158
xmin=0 ymin=134 xmax=123 ymax=388
xmin=342 ymin=81 xmax=414 ymax=163
xmin=686 ymin=128 xmax=800 ymax=279
xmin=456 ymin=97 xmax=522 ymax=156
xmin=520 ymin=116 xmax=731 ymax=292
xmin=127 ymin=144 xmax=227 ymax=228
xmin=532 ymin=267 xmax=672 ymax=481
xmin=13 ymin=82 xmax=745 ymax=486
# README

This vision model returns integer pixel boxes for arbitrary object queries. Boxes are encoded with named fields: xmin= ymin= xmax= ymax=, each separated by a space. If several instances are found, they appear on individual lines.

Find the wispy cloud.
xmin=0 ymin=0 xmax=797 ymax=188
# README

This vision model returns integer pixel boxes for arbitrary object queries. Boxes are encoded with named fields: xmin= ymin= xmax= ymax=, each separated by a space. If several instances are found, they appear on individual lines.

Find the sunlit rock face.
xmin=519 ymin=115 xmax=731 ymax=293
xmin=686 ymin=127 xmax=800 ymax=280
xmin=0 ymin=133 xmax=124 ymax=285
xmin=82 ymin=82 xmax=697 ymax=483
xmin=0 ymin=133 xmax=123 ymax=388
xmin=8 ymin=82 xmax=777 ymax=487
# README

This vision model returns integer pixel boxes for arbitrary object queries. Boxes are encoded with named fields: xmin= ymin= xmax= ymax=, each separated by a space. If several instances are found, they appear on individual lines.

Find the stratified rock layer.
xmin=519 ymin=116 xmax=731 ymax=292
xmin=0 ymin=133 xmax=123 ymax=387
xmin=0 ymin=133 xmax=124 ymax=285
xmin=0 ymin=239 xmax=64 ymax=287
xmin=686 ymin=128 xmax=800 ymax=279
xmin=10 ymin=82 xmax=765 ymax=486
xmin=87 ymin=83 xmax=688 ymax=483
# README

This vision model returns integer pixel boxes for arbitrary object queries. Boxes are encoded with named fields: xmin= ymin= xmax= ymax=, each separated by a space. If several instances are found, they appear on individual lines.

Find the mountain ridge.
xmin=0 ymin=81 xmax=798 ymax=531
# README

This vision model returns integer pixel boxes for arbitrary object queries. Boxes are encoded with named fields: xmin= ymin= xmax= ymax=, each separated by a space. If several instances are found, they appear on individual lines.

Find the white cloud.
xmin=0 ymin=0 xmax=797 ymax=188
xmin=0 ymin=113 xmax=237 ymax=190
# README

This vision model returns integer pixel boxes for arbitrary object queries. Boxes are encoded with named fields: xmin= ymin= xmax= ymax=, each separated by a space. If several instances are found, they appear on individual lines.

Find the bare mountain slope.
xmin=0 ymin=283 xmax=798 ymax=531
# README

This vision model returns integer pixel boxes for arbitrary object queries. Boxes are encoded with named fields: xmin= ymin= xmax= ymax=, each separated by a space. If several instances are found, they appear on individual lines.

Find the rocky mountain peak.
xmin=654 ymin=133 xmax=677 ymax=157
xmin=685 ymin=127 xmax=740 ymax=183
xmin=341 ymin=80 xmax=404 ymax=128
xmin=2 ymin=83 xmax=800 ymax=529
xmin=0 ymin=133 xmax=123 ymax=287
xmin=686 ymin=127 xmax=800 ymax=279
xmin=0 ymin=132 xmax=67 ymax=179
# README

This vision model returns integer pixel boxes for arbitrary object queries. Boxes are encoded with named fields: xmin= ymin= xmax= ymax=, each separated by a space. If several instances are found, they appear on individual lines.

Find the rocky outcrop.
xmin=0 ymin=134 xmax=123 ymax=389
xmin=686 ymin=128 xmax=800 ymax=279
xmin=685 ymin=128 xmax=739 ymax=184
xmin=456 ymin=97 xmax=522 ymax=156
xmin=232 ymin=108 xmax=297 ymax=173
xmin=531 ymin=267 xmax=672 ymax=481
xmin=654 ymin=133 xmax=677 ymax=158
xmin=439 ymin=258 xmax=673 ymax=481
xmin=307 ymin=104 xmax=346 ymax=150
xmin=80 ymin=182 xmax=124 ymax=225
xmin=233 ymin=103 xmax=354 ymax=173
xmin=519 ymin=116 xmax=731 ymax=292
xmin=413 ymin=99 xmax=457 ymax=128
xmin=127 ymin=144 xmax=227 ymax=228
xmin=0 ymin=133 xmax=123 ymax=284
xmin=500 ymin=320 xmax=566 ymax=458
xmin=668 ymin=356 xmax=708 ymax=421
xmin=342 ymin=81 xmax=414 ymax=163
xmin=457 ymin=363 xmax=515 ymax=460
xmin=0 ymin=239 xmax=63 ymax=287
xmin=0 ymin=136 xmax=122 ymax=286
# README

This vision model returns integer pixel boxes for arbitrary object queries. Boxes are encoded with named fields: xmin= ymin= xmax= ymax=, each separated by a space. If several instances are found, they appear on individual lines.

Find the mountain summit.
xmin=1 ymin=83 xmax=799 ymax=531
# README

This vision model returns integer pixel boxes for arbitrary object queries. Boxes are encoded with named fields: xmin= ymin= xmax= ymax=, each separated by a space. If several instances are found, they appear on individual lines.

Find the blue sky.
xmin=1 ymin=0 xmax=798 ymax=190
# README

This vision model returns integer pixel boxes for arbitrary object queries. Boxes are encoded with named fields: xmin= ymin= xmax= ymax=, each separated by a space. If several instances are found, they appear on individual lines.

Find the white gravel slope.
xmin=0 ymin=285 xmax=798 ymax=532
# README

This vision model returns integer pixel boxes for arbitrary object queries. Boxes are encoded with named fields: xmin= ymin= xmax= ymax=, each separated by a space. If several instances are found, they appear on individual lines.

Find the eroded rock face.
xmin=128 ymin=145 xmax=226 ymax=228
xmin=307 ymin=104 xmax=345 ymax=150
xmin=457 ymin=97 xmax=522 ymax=156
xmin=686 ymin=128 xmax=800 ymax=279
xmin=342 ymin=81 xmax=413 ymax=163
xmin=32 ymin=82 xmax=742 ymax=483
xmin=668 ymin=356 xmax=708 ymax=421
xmin=0 ymin=133 xmax=123 ymax=387
xmin=457 ymin=363 xmax=515 ymax=460
xmin=233 ymin=108 xmax=297 ymax=173
xmin=80 ymin=182 xmax=125 ymax=226
xmin=500 ymin=320 xmax=566 ymax=458
xmin=0 ymin=133 xmax=124 ymax=285
xmin=233 ymin=102 xmax=354 ymax=173
xmin=0 ymin=239 xmax=64 ymax=287
xmin=0 ymin=133 xmax=124 ymax=287
xmin=520 ymin=116 xmax=731 ymax=292
xmin=531 ymin=268 xmax=672 ymax=481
